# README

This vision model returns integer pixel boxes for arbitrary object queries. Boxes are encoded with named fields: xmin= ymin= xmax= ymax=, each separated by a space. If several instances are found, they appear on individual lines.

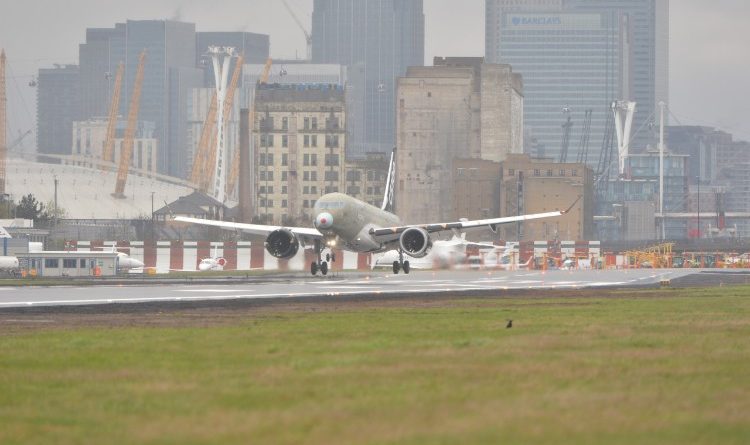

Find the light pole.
xmin=150 ymin=191 xmax=155 ymax=240
xmin=696 ymin=177 xmax=701 ymax=239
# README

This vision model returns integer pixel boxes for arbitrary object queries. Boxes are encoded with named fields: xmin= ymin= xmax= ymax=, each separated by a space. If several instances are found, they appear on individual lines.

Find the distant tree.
xmin=15 ymin=194 xmax=45 ymax=221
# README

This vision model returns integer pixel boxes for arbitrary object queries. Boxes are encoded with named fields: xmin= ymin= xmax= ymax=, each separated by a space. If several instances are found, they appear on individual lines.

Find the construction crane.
xmin=189 ymin=93 xmax=218 ymax=188
xmin=113 ymin=50 xmax=146 ymax=199
xmin=281 ymin=0 xmax=312 ymax=61
xmin=576 ymin=109 xmax=593 ymax=164
xmin=202 ymin=54 xmax=244 ymax=194
xmin=226 ymin=57 xmax=272 ymax=197
xmin=101 ymin=62 xmax=124 ymax=170
xmin=595 ymin=108 xmax=616 ymax=198
xmin=558 ymin=108 xmax=573 ymax=163
xmin=0 ymin=49 xmax=6 ymax=195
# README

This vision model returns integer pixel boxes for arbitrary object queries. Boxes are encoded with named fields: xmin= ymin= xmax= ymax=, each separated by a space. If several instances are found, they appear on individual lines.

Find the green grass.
xmin=1 ymin=287 xmax=750 ymax=444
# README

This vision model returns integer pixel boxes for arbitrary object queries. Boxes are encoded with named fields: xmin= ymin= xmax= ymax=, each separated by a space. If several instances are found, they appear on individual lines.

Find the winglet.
xmin=561 ymin=195 xmax=582 ymax=214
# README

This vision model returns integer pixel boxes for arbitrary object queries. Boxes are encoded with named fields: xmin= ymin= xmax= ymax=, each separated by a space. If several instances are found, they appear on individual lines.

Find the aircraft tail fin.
xmin=381 ymin=147 xmax=396 ymax=213
xmin=0 ymin=226 xmax=11 ymax=239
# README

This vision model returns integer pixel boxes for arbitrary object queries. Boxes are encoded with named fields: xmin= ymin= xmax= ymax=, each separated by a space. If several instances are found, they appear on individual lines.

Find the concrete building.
xmin=71 ymin=118 xmax=159 ymax=174
xmin=253 ymin=84 xmax=346 ymax=225
xmin=499 ymin=154 xmax=594 ymax=241
xmin=486 ymin=0 xmax=669 ymax=152
xmin=452 ymin=158 xmax=502 ymax=222
xmin=312 ymin=0 xmax=424 ymax=158
xmin=396 ymin=58 xmax=523 ymax=224
xmin=36 ymin=64 xmax=80 ymax=159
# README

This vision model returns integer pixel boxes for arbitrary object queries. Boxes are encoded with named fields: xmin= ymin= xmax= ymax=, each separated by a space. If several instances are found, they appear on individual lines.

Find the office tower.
xmin=36 ymin=64 xmax=79 ymax=158
xmin=312 ymin=0 xmax=424 ymax=158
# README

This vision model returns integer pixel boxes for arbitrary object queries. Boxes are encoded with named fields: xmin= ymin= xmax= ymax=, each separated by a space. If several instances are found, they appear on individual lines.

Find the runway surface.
xmin=0 ymin=269 xmax=702 ymax=309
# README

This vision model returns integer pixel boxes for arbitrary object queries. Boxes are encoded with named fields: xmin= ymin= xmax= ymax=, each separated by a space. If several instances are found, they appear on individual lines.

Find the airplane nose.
xmin=198 ymin=263 xmax=211 ymax=271
xmin=314 ymin=212 xmax=334 ymax=230
xmin=128 ymin=259 xmax=145 ymax=269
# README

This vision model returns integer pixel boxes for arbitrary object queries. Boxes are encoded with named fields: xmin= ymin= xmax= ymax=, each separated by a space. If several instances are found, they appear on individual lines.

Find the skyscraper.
xmin=77 ymin=20 xmax=202 ymax=177
xmin=312 ymin=0 xmax=424 ymax=158
xmin=486 ymin=0 xmax=669 ymax=159
xmin=36 ymin=64 xmax=79 ymax=159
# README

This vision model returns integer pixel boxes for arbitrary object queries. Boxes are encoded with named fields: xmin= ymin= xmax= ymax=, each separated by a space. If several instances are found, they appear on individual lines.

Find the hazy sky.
xmin=1 ymin=0 xmax=748 ymax=151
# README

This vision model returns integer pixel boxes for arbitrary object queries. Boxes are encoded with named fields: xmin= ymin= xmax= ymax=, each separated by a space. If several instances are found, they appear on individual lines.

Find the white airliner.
xmin=0 ymin=226 xmax=20 ymax=275
xmin=374 ymin=234 xmax=504 ymax=270
xmin=106 ymin=245 xmax=146 ymax=271
xmin=177 ymin=148 xmax=576 ymax=276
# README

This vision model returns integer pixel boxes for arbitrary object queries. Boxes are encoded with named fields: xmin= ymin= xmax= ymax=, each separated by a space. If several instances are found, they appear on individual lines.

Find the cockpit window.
xmin=317 ymin=201 xmax=345 ymax=210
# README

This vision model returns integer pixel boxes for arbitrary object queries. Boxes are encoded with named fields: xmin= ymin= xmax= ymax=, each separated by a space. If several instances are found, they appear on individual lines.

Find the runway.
xmin=0 ymin=268 xmax=705 ymax=309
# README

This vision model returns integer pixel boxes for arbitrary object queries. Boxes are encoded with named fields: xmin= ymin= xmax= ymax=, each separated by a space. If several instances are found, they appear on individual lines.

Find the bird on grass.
xmin=506 ymin=319 xmax=513 ymax=329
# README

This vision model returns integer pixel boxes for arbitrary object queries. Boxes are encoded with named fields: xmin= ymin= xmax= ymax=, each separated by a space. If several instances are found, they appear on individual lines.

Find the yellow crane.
xmin=101 ymin=62 xmax=124 ymax=170
xmin=226 ymin=57 xmax=272 ymax=197
xmin=189 ymin=92 xmax=218 ymax=187
xmin=113 ymin=50 xmax=146 ymax=198
xmin=203 ymin=54 xmax=244 ymax=193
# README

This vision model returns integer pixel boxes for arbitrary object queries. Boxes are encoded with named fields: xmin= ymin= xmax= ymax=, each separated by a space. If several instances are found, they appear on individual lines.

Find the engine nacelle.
xmin=265 ymin=229 xmax=300 ymax=259
xmin=399 ymin=227 xmax=432 ymax=258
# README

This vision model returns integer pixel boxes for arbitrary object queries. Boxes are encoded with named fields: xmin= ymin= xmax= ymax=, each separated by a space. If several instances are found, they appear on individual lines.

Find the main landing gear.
xmin=392 ymin=248 xmax=410 ymax=275
xmin=310 ymin=240 xmax=336 ymax=276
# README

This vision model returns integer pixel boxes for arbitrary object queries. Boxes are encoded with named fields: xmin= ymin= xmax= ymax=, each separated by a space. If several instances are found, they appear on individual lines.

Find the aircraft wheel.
xmin=392 ymin=261 xmax=401 ymax=275
xmin=311 ymin=262 xmax=319 ymax=276
xmin=403 ymin=261 xmax=410 ymax=274
xmin=320 ymin=261 xmax=329 ymax=276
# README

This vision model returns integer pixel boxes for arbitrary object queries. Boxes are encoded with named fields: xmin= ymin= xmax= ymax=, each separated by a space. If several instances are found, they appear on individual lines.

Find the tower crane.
xmin=226 ymin=57 xmax=272 ymax=197
xmin=113 ymin=50 xmax=146 ymax=198
xmin=281 ymin=0 xmax=312 ymax=61
xmin=0 ymin=49 xmax=6 ymax=195
xmin=101 ymin=62 xmax=124 ymax=170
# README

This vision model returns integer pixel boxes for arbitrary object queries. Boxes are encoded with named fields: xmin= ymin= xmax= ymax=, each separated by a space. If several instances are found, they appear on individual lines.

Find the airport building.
xmin=17 ymin=251 xmax=119 ymax=277
xmin=396 ymin=58 xmax=523 ymax=224
xmin=499 ymin=154 xmax=594 ymax=241
xmin=452 ymin=158 xmax=502 ymax=222
xmin=312 ymin=0 xmax=425 ymax=158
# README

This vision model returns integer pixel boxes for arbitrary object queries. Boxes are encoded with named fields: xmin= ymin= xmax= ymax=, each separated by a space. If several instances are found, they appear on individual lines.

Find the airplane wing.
xmin=174 ymin=217 xmax=324 ymax=244
xmin=369 ymin=198 xmax=580 ymax=243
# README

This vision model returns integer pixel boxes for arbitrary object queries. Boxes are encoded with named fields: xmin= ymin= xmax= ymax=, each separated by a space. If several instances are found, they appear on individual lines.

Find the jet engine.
xmin=399 ymin=227 xmax=432 ymax=258
xmin=265 ymin=229 xmax=300 ymax=259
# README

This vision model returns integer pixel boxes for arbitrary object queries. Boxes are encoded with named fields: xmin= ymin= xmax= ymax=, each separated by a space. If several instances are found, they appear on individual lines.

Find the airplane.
xmin=0 ymin=226 xmax=20 ymax=276
xmin=176 ymin=148 xmax=576 ymax=276
xmin=373 ymin=233 xmax=505 ymax=270
xmin=106 ymin=245 xmax=146 ymax=271
xmin=198 ymin=246 xmax=227 ymax=271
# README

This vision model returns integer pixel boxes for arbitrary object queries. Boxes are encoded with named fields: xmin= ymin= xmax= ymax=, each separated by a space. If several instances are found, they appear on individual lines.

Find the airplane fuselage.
xmin=313 ymin=193 xmax=401 ymax=253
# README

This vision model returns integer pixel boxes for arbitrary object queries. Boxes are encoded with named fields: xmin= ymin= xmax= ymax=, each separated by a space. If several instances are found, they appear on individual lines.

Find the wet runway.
xmin=0 ymin=269 xmax=701 ymax=308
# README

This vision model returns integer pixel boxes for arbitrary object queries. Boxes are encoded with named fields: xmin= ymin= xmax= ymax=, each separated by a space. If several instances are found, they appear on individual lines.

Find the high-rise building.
xmin=36 ymin=64 xmax=80 ymax=159
xmin=253 ymin=84 xmax=347 ymax=225
xmin=486 ymin=0 xmax=669 ymax=159
xmin=77 ymin=20 xmax=202 ymax=177
xmin=312 ymin=0 xmax=424 ymax=158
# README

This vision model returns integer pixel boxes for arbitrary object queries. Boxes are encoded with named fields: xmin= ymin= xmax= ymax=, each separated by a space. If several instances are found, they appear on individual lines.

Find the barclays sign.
xmin=511 ymin=16 xmax=562 ymax=26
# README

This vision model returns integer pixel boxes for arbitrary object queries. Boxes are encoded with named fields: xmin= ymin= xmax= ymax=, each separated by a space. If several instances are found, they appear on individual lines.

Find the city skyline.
xmin=0 ymin=0 xmax=748 ymax=152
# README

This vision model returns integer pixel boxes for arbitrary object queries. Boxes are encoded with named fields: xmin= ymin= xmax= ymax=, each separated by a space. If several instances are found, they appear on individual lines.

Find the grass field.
xmin=1 ymin=287 xmax=749 ymax=444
